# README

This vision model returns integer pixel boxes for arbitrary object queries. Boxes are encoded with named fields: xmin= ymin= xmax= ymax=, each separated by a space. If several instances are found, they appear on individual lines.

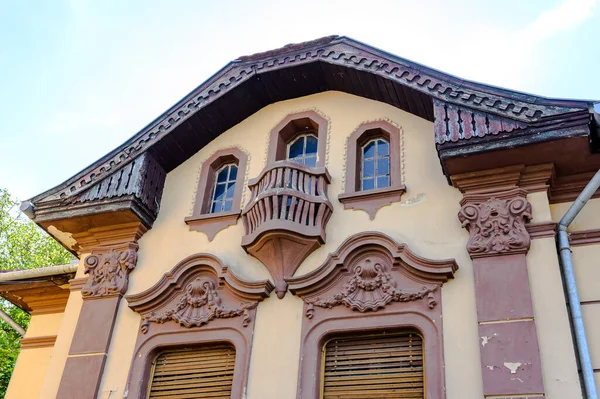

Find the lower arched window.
xmin=147 ymin=343 xmax=236 ymax=398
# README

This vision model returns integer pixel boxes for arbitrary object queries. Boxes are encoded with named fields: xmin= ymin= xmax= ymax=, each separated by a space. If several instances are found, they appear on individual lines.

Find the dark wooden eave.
xmin=27 ymin=35 xmax=598 ymax=231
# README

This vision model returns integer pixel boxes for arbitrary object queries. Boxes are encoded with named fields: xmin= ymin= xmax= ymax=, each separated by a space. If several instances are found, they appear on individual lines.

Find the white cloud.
xmin=526 ymin=0 xmax=597 ymax=41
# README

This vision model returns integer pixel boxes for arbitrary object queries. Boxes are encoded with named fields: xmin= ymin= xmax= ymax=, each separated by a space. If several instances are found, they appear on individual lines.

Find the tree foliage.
xmin=0 ymin=188 xmax=74 ymax=397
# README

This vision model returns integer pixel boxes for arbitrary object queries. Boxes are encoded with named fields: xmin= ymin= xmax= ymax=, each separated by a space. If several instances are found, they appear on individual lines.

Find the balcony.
xmin=241 ymin=160 xmax=333 ymax=298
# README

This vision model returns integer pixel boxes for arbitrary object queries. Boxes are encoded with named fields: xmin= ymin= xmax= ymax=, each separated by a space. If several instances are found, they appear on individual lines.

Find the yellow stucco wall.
xmin=551 ymin=198 xmax=600 ymax=389
xmin=4 ymin=90 xmax=568 ymax=399
xmin=5 ymin=313 xmax=63 ymax=399
xmin=96 ymin=91 xmax=480 ymax=398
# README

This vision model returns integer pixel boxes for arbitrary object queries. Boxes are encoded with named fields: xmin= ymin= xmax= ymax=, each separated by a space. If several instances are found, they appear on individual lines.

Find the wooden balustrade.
xmin=241 ymin=161 xmax=333 ymax=298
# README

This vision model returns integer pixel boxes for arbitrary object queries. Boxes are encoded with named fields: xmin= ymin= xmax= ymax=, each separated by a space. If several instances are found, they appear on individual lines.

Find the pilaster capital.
xmin=458 ymin=189 xmax=532 ymax=258
xmin=72 ymin=222 xmax=147 ymax=298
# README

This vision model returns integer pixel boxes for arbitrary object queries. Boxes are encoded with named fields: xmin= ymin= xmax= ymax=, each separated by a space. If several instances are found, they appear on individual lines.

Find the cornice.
xmin=451 ymin=164 xmax=555 ymax=195
xmin=20 ymin=335 xmax=57 ymax=350
xmin=29 ymin=36 xmax=589 ymax=208
xmin=569 ymin=229 xmax=600 ymax=246
xmin=549 ymin=171 xmax=600 ymax=204
xmin=526 ymin=221 xmax=557 ymax=239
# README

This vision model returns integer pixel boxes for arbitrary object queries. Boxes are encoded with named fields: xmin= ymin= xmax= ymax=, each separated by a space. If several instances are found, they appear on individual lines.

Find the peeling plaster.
xmin=504 ymin=362 xmax=522 ymax=374
xmin=486 ymin=365 xmax=494 ymax=371
xmin=400 ymin=193 xmax=425 ymax=206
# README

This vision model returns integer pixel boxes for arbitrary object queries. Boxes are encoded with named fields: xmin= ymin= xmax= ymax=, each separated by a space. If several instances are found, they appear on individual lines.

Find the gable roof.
xmin=26 ymin=35 xmax=598 ymax=228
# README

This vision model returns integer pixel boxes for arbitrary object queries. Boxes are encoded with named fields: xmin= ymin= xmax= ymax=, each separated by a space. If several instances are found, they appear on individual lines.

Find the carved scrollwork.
xmin=140 ymin=277 xmax=257 ymax=333
xmin=458 ymin=195 xmax=532 ymax=257
xmin=81 ymin=248 xmax=137 ymax=297
xmin=304 ymin=259 xmax=438 ymax=318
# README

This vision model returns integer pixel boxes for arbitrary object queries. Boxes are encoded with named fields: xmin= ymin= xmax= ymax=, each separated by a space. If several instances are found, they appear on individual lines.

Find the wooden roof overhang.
xmin=0 ymin=272 xmax=75 ymax=315
xmin=26 ymin=35 xmax=599 ymax=243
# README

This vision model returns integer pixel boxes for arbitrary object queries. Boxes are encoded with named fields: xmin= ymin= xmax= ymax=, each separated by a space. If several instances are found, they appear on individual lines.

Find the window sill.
xmin=185 ymin=210 xmax=241 ymax=241
xmin=338 ymin=185 xmax=406 ymax=220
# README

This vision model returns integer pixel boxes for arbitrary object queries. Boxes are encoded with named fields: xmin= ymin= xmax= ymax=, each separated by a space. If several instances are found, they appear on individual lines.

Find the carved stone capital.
xmin=73 ymin=222 xmax=147 ymax=299
xmin=458 ymin=189 xmax=532 ymax=258
xmin=81 ymin=244 xmax=138 ymax=298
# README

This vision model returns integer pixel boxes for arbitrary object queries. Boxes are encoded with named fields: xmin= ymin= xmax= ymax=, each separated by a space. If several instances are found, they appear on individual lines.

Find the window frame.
xmin=338 ymin=121 xmax=405 ymax=220
xmin=266 ymin=110 xmax=329 ymax=168
xmin=286 ymin=232 xmax=457 ymax=399
xmin=287 ymin=133 xmax=319 ymax=167
xmin=185 ymin=148 xmax=248 ymax=241
xmin=125 ymin=253 xmax=273 ymax=399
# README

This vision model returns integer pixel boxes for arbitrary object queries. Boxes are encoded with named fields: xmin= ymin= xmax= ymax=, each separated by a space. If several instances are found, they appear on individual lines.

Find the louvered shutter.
xmin=322 ymin=331 xmax=424 ymax=399
xmin=147 ymin=343 xmax=235 ymax=398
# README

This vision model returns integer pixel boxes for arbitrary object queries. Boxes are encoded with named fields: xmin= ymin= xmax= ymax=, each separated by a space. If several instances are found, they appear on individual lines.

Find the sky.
xmin=0 ymin=0 xmax=599 ymax=201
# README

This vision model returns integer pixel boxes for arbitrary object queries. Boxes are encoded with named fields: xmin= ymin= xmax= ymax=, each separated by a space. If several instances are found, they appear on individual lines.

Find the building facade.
xmin=4 ymin=36 xmax=600 ymax=398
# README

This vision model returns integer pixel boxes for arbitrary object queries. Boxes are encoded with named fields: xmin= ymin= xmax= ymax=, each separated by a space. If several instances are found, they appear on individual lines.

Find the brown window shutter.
xmin=322 ymin=331 xmax=424 ymax=399
xmin=147 ymin=343 xmax=236 ymax=398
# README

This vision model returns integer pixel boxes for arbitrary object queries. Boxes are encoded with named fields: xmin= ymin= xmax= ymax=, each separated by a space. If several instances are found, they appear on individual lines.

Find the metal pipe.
xmin=0 ymin=307 xmax=26 ymax=336
xmin=0 ymin=262 xmax=78 ymax=282
xmin=557 ymin=169 xmax=600 ymax=399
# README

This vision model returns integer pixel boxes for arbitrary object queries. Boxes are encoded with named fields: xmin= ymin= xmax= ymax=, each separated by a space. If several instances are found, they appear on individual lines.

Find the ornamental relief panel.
xmin=126 ymin=253 xmax=273 ymax=335
xmin=139 ymin=276 xmax=257 ymax=334
xmin=458 ymin=189 xmax=532 ymax=258
xmin=81 ymin=246 xmax=138 ymax=298
xmin=304 ymin=257 xmax=438 ymax=319
xmin=287 ymin=232 xmax=458 ymax=319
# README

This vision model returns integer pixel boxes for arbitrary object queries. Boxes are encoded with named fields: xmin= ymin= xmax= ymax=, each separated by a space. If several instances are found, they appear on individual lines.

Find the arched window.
xmin=186 ymin=148 xmax=248 ymax=241
xmin=210 ymin=163 xmax=238 ymax=213
xmin=266 ymin=110 xmax=329 ymax=168
xmin=361 ymin=138 xmax=390 ymax=191
xmin=339 ymin=121 xmax=405 ymax=219
xmin=287 ymin=134 xmax=318 ymax=167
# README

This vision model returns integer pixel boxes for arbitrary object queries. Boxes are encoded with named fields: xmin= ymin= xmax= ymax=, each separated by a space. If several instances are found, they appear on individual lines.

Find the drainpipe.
xmin=0 ymin=307 xmax=26 ymax=336
xmin=557 ymin=169 xmax=600 ymax=399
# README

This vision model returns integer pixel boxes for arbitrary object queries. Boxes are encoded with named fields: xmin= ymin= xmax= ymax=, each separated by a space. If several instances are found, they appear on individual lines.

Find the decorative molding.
xmin=20 ymin=335 xmax=57 ymax=349
xmin=31 ymin=36 xmax=586 ymax=207
xmin=71 ymin=221 xmax=147 ymax=299
xmin=339 ymin=120 xmax=405 ymax=219
xmin=189 ymin=145 xmax=251 ymax=215
xmin=290 ymin=231 xmax=456 ymax=399
xmin=69 ymin=277 xmax=87 ymax=291
xmin=338 ymin=185 xmax=406 ymax=220
xmin=185 ymin=211 xmax=241 ymax=241
xmin=186 ymin=148 xmax=248 ymax=241
xmin=549 ymin=171 xmax=600 ymax=204
xmin=81 ymin=246 xmax=138 ymax=298
xmin=124 ymin=254 xmax=273 ymax=399
xmin=434 ymin=99 xmax=527 ymax=144
xmin=127 ymin=253 xmax=273 ymax=333
xmin=458 ymin=189 xmax=532 ymax=258
xmin=304 ymin=258 xmax=438 ymax=318
xmin=569 ymin=229 xmax=600 ymax=246
xmin=140 ymin=277 xmax=257 ymax=333
xmin=451 ymin=164 xmax=554 ymax=194
xmin=288 ymin=231 xmax=457 ymax=298
xmin=526 ymin=221 xmax=557 ymax=239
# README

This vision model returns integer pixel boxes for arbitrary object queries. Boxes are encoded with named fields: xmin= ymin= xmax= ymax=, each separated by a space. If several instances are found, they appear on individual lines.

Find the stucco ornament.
xmin=81 ymin=248 xmax=137 ymax=297
xmin=459 ymin=195 xmax=532 ymax=257
xmin=304 ymin=258 xmax=438 ymax=318
xmin=140 ymin=277 xmax=256 ymax=333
